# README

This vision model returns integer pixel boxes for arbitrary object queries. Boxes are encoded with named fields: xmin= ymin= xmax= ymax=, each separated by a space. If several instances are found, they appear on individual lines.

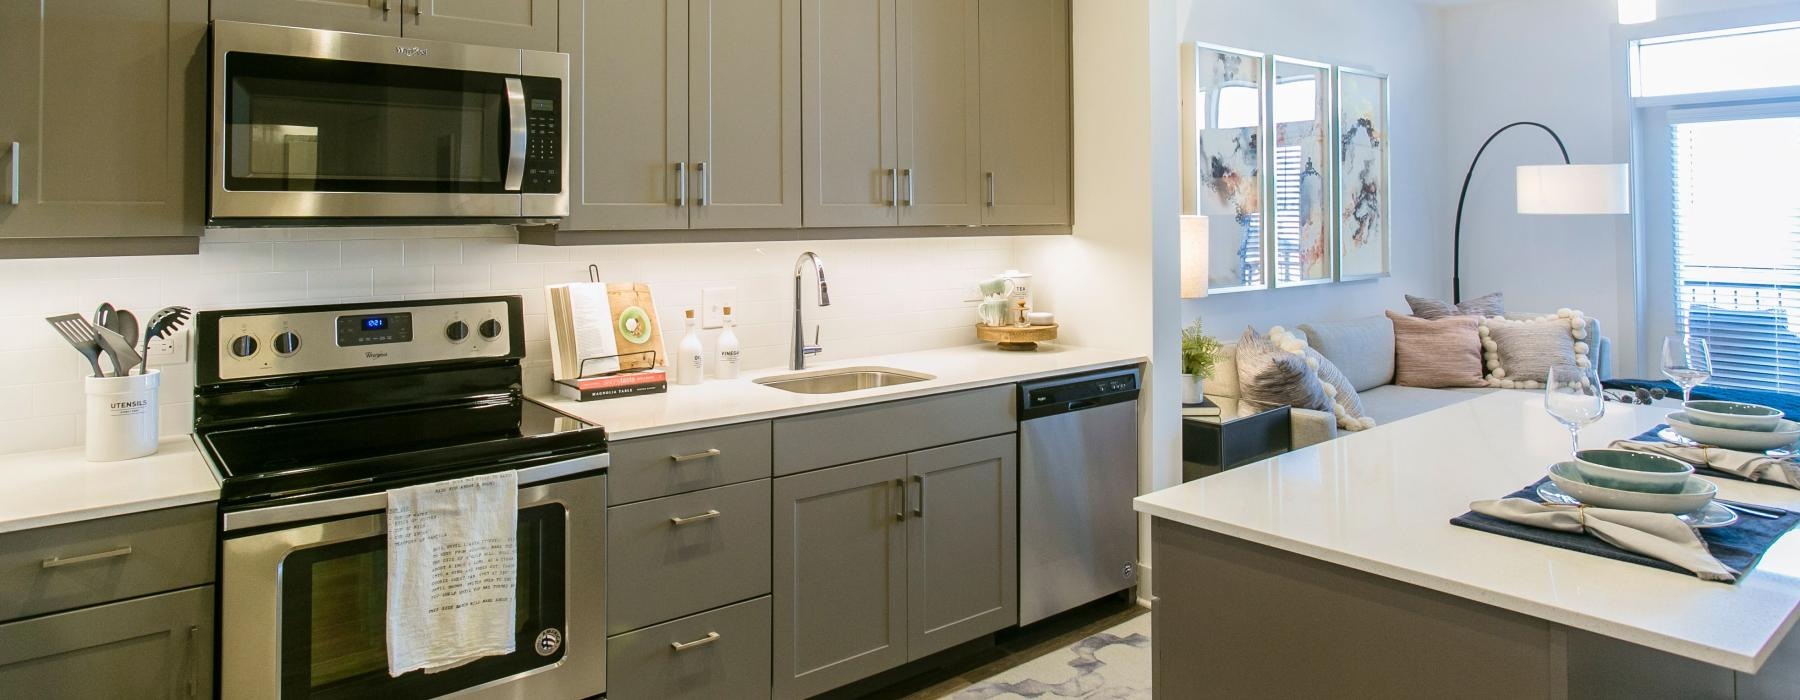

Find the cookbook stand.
xmin=575 ymin=350 xmax=660 ymax=380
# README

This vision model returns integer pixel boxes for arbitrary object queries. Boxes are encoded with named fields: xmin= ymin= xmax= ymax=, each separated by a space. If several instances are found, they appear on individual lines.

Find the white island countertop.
xmin=0 ymin=436 xmax=219 ymax=534
xmin=1136 ymin=392 xmax=1800 ymax=674
xmin=532 ymin=343 xmax=1145 ymax=440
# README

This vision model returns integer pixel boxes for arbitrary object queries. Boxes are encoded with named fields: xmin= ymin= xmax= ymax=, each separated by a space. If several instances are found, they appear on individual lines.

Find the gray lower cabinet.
xmin=0 ymin=0 xmax=207 ymax=258
xmin=606 ymin=596 xmax=772 ymax=700
xmin=906 ymin=434 xmax=1017 ymax=660
xmin=0 ymin=585 xmax=214 ymax=699
xmin=773 ymin=455 xmax=909 ymax=699
xmin=607 ymin=478 xmax=772 ymax=634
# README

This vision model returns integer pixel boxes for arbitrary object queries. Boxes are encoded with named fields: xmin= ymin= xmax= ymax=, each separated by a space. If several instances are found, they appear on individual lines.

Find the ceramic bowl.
xmin=1572 ymin=449 xmax=1693 ymax=494
xmin=1683 ymin=400 xmax=1785 ymax=432
xmin=1547 ymin=462 xmax=1717 ymax=514
xmin=1667 ymin=412 xmax=1800 ymax=452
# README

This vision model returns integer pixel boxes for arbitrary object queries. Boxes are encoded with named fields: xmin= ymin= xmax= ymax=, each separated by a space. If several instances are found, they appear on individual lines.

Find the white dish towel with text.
xmin=386 ymin=471 xmax=518 ymax=677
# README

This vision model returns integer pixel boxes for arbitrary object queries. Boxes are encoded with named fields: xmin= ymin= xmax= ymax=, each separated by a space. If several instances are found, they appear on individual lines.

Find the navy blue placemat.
xmin=1623 ymin=424 xmax=1797 ymax=488
xmin=1605 ymin=379 xmax=1800 ymax=420
xmin=1450 ymin=477 xmax=1800 ymax=581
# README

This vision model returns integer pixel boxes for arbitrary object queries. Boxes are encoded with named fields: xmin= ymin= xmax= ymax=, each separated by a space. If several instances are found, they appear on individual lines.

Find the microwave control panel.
xmin=523 ymin=77 xmax=562 ymax=194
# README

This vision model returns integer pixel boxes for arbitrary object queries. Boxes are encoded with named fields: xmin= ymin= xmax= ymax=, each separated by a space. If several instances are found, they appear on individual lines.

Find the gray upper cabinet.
xmin=896 ymin=0 xmax=982 ymax=226
xmin=800 ymin=0 xmax=899 ymax=228
xmin=0 ymin=0 xmax=206 ymax=258
xmin=211 ymin=0 xmax=399 ymax=35
xmin=0 ymin=585 xmax=214 ymax=699
xmin=978 ymin=0 xmax=1070 ymax=225
xmin=906 ymin=434 xmax=1017 ymax=659
xmin=773 ymin=456 xmax=908 ymax=699
xmin=407 ymin=0 xmax=558 ymax=51
xmin=562 ymin=0 xmax=799 ymax=231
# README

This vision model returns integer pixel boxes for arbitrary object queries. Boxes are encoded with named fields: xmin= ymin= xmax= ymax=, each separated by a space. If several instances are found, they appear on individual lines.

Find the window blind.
xmin=1670 ymin=113 xmax=1800 ymax=392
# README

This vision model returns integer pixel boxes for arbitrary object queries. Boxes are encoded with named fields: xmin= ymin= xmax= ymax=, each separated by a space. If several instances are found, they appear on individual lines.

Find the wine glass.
xmin=1546 ymin=366 xmax=1605 ymax=458
xmin=1661 ymin=335 xmax=1713 ymax=403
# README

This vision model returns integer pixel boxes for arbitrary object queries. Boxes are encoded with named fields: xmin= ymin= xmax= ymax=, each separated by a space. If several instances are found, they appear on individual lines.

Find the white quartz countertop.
xmin=1135 ymin=392 xmax=1800 ymax=674
xmin=0 ymin=436 xmax=219 ymax=534
xmin=531 ymin=343 xmax=1145 ymax=440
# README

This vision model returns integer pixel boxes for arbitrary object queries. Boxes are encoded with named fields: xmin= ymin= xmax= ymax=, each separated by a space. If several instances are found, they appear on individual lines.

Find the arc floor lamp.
xmin=1451 ymin=121 xmax=1632 ymax=304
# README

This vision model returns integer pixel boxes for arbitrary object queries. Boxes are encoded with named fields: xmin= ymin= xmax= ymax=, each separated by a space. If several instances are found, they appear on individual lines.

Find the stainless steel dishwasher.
xmin=1017 ymin=366 xmax=1142 ymax=625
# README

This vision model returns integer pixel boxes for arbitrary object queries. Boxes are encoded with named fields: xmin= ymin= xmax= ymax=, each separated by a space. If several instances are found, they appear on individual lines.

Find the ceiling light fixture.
xmin=1619 ymin=0 xmax=1656 ymax=24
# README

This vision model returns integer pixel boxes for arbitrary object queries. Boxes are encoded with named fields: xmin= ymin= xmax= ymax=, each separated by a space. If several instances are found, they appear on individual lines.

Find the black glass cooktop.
xmin=201 ymin=398 xmax=604 ymax=510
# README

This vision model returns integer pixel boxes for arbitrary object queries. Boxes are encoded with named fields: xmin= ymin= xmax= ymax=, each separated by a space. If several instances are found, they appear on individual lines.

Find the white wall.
xmin=0 ymin=228 xmax=1021 ymax=455
xmin=1439 ymin=0 xmax=1800 ymax=377
xmin=1176 ymin=0 xmax=1448 ymax=341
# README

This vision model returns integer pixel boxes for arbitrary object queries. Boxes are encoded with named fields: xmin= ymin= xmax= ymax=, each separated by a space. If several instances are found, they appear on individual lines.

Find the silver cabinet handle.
xmin=675 ymin=162 xmax=687 ymax=207
xmin=901 ymin=169 xmax=913 ymax=206
xmin=381 ymin=0 xmax=390 ymax=18
xmin=985 ymin=172 xmax=996 ymax=207
xmin=412 ymin=0 xmax=423 ymax=21
xmin=893 ymin=478 xmax=905 ymax=521
xmin=886 ymin=168 xmax=899 ymax=206
xmin=671 ymin=448 xmax=720 ymax=463
xmin=42 ymin=545 xmax=133 ymax=568
xmin=669 ymin=509 xmax=720 ymax=526
xmin=503 ymin=77 xmax=526 ymax=192
xmin=6 ymin=142 xmax=17 ymax=206
xmin=695 ymin=162 xmax=709 ymax=206
xmin=671 ymin=631 xmax=720 ymax=651
xmin=185 ymin=625 xmax=200 ymax=698
xmin=913 ymin=474 xmax=925 ymax=517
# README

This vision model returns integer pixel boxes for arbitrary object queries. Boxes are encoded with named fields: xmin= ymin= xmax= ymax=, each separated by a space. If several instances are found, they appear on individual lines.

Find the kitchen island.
xmin=1135 ymin=392 xmax=1800 ymax=699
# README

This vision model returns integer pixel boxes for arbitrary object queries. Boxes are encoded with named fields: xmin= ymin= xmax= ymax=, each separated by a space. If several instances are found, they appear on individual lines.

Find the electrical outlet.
xmin=145 ymin=327 xmax=189 ymax=364
xmin=701 ymin=287 xmax=738 ymax=329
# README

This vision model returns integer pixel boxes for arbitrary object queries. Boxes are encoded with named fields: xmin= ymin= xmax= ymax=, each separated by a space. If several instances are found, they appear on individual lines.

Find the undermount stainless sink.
xmin=752 ymin=367 xmax=936 ymax=395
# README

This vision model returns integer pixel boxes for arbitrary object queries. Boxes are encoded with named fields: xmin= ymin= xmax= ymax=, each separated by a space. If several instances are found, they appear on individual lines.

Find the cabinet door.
xmin=405 ymin=0 xmax=556 ymax=51
xmin=0 ymin=586 xmax=213 ymax=699
xmin=906 ymin=434 xmax=1017 ymax=659
xmin=896 ymin=0 xmax=981 ymax=226
xmin=0 ymin=0 xmax=205 ymax=254
xmin=688 ymin=0 xmax=802 ymax=229
xmin=772 ymin=456 xmax=907 ymax=699
xmin=211 ymin=0 xmax=398 ymax=36
xmin=978 ymin=0 xmax=1070 ymax=225
xmin=800 ymin=0 xmax=899 ymax=228
xmin=560 ymin=0 xmax=691 ymax=231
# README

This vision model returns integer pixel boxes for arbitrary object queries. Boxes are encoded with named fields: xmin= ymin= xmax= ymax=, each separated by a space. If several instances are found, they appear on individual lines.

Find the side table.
xmin=1182 ymin=397 xmax=1291 ymax=481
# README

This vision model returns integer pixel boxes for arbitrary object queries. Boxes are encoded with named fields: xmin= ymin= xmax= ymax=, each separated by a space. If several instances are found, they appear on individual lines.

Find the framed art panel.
xmin=1272 ymin=57 xmax=1333 ymax=288
xmin=1181 ymin=42 xmax=1268 ymax=294
xmin=1336 ymin=67 xmax=1391 ymax=281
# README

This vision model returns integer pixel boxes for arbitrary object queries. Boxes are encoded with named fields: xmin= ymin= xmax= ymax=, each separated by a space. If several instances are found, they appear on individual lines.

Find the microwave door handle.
xmin=504 ymin=77 xmax=527 ymax=192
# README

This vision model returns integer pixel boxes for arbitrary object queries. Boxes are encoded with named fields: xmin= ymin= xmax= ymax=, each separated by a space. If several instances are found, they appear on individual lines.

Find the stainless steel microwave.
xmin=209 ymin=21 xmax=568 ymax=224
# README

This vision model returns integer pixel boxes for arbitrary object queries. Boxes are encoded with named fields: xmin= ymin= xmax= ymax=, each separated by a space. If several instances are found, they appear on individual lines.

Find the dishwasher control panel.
xmin=1018 ymin=367 xmax=1141 ymax=419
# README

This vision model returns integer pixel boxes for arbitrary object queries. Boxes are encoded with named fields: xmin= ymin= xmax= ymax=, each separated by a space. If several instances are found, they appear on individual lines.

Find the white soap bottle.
xmin=716 ymin=306 xmax=741 ymax=379
xmin=676 ymin=309 xmax=704 ymax=385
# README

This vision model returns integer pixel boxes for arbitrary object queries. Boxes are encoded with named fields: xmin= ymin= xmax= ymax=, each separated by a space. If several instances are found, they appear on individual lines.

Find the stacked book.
xmin=1181 ymin=398 xmax=1222 ymax=418
xmin=547 ymin=281 xmax=668 ymax=402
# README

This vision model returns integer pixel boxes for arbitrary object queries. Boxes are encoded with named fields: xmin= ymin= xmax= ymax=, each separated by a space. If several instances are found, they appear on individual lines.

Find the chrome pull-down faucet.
xmin=791 ymin=252 xmax=830 ymax=370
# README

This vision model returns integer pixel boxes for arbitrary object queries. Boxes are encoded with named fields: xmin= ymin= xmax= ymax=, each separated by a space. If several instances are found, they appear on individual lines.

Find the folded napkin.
xmin=386 ymin=471 xmax=519 ymax=676
xmin=1611 ymin=432 xmax=1800 ymax=489
xmin=1469 ymin=498 xmax=1738 ymax=581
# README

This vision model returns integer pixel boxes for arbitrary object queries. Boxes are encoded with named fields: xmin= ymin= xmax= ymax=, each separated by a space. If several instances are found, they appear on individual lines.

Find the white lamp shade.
xmin=1516 ymin=164 xmax=1631 ymax=215
xmin=1618 ymin=0 xmax=1656 ymax=24
xmin=1180 ymin=216 xmax=1208 ymax=299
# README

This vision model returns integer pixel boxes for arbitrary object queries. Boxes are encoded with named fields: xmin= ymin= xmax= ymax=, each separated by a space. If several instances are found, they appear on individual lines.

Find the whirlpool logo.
xmin=396 ymin=46 xmax=429 ymax=57
xmin=365 ymin=351 xmax=389 ymax=360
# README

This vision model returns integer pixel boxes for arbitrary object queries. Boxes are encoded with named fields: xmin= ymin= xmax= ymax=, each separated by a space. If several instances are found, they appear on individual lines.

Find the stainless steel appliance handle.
xmin=670 ymin=448 xmax=720 ymax=463
xmin=221 ymin=452 xmax=609 ymax=532
xmin=504 ymin=77 xmax=527 ymax=192
xmin=696 ymin=162 xmax=709 ymax=206
xmin=675 ymin=162 xmax=687 ymax=207
xmin=42 ymin=545 xmax=133 ymax=568
xmin=671 ymin=632 xmax=720 ymax=651
xmin=669 ymin=509 xmax=720 ymax=526
xmin=6 ymin=142 xmax=17 ymax=206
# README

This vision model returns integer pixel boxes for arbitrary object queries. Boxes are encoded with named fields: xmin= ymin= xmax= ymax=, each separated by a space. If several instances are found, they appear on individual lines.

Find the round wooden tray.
xmin=975 ymin=323 xmax=1058 ymax=351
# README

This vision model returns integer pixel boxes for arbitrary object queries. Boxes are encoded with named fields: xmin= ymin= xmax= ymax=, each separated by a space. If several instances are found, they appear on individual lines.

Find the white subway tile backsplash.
xmin=274 ymin=241 xmax=342 ymax=270
xmin=434 ymin=265 xmax=491 ymax=292
xmin=402 ymin=238 xmax=462 ymax=266
xmin=374 ymin=266 xmax=435 ymax=295
xmin=342 ymin=239 xmax=404 ymax=267
xmin=240 ymin=271 xmax=309 ymax=303
xmin=308 ymin=268 xmax=375 ymax=299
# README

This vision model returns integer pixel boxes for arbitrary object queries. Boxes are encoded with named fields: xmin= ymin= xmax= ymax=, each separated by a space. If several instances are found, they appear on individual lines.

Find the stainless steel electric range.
xmin=192 ymin=296 xmax=608 ymax=700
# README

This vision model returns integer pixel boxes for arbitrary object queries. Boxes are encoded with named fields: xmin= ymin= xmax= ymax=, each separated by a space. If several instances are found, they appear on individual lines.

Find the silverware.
xmin=93 ymin=325 xmax=141 ymax=378
xmin=139 ymin=306 xmax=192 ymax=375
xmin=114 ymin=309 xmax=140 ymax=373
xmin=1716 ymin=499 xmax=1786 ymax=520
xmin=46 ymin=314 xmax=105 ymax=378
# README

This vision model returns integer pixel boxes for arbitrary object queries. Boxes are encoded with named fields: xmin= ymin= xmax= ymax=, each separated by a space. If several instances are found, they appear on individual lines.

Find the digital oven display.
xmin=337 ymin=313 xmax=413 ymax=347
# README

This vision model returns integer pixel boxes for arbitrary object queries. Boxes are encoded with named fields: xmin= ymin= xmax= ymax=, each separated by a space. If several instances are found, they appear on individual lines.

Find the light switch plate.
xmin=701 ymin=287 xmax=737 ymax=329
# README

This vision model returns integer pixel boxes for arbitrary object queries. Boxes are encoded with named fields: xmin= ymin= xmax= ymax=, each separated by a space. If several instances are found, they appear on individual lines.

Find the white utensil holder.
xmin=84 ymin=369 xmax=159 ymax=462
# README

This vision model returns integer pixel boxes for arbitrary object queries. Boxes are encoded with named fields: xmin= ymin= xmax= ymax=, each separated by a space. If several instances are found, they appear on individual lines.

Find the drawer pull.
xmin=670 ymin=509 xmax=721 ymax=526
xmin=41 ymin=546 xmax=133 ymax=569
xmin=671 ymin=631 xmax=721 ymax=651
xmin=670 ymin=448 xmax=722 ymax=463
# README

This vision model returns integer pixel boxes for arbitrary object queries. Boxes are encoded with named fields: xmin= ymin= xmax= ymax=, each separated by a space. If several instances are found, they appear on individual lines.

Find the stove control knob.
xmin=272 ymin=332 xmax=301 ymax=356
xmin=229 ymin=335 xmax=258 ymax=359
xmin=479 ymin=319 xmax=503 ymax=340
xmin=445 ymin=320 xmax=469 ymax=343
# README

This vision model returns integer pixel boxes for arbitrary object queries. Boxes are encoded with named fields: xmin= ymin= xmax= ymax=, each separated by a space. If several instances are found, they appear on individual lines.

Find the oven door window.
xmin=279 ymin=504 xmax=566 ymax=699
xmin=224 ymin=53 xmax=517 ymax=194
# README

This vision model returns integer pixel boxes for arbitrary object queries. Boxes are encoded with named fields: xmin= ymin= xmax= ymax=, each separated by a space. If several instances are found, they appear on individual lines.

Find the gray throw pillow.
xmin=1406 ymin=292 xmax=1505 ymax=320
xmin=1270 ymin=327 xmax=1376 ymax=431
xmin=1299 ymin=315 xmax=1396 ymax=392
xmin=1480 ymin=310 xmax=1591 ymax=388
xmin=1235 ymin=327 xmax=1332 ymax=415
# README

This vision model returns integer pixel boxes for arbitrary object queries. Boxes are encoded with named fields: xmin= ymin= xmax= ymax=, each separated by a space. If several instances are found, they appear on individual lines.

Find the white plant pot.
xmin=1180 ymin=373 xmax=1205 ymax=405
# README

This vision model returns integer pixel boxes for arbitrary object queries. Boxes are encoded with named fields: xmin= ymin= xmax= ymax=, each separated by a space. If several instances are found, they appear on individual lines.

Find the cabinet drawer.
xmin=610 ymin=421 xmax=773 ymax=504
xmin=773 ymin=385 xmax=1015 ymax=475
xmin=0 ymin=585 xmax=214 ymax=699
xmin=607 ymin=596 xmax=771 ymax=700
xmin=0 ymin=504 xmax=215 ymax=622
xmin=608 ymin=479 xmax=772 ymax=634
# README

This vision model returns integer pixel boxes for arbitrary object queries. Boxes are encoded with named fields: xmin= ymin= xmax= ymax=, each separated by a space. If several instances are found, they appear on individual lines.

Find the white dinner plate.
xmin=1537 ymin=478 xmax=1737 ymax=528
xmin=1666 ymin=412 xmax=1800 ymax=452
xmin=1546 ymin=461 xmax=1723 ymax=514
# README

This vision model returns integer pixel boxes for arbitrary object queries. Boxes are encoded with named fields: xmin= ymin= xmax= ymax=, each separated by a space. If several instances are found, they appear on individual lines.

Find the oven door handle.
xmin=220 ymin=452 xmax=609 ymax=532
xmin=504 ymin=77 xmax=527 ymax=192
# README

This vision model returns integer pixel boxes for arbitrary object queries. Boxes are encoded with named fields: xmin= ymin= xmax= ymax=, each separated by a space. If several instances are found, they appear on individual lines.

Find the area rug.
xmin=949 ymin=614 xmax=1151 ymax=699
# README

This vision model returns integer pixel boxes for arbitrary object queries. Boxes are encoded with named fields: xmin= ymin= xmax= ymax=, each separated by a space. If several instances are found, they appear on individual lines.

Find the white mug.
xmin=977 ymin=298 xmax=1011 ymax=327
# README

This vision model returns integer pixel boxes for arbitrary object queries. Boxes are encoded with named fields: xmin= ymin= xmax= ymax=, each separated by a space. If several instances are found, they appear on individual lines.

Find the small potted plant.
xmin=1180 ymin=319 xmax=1220 ymax=405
